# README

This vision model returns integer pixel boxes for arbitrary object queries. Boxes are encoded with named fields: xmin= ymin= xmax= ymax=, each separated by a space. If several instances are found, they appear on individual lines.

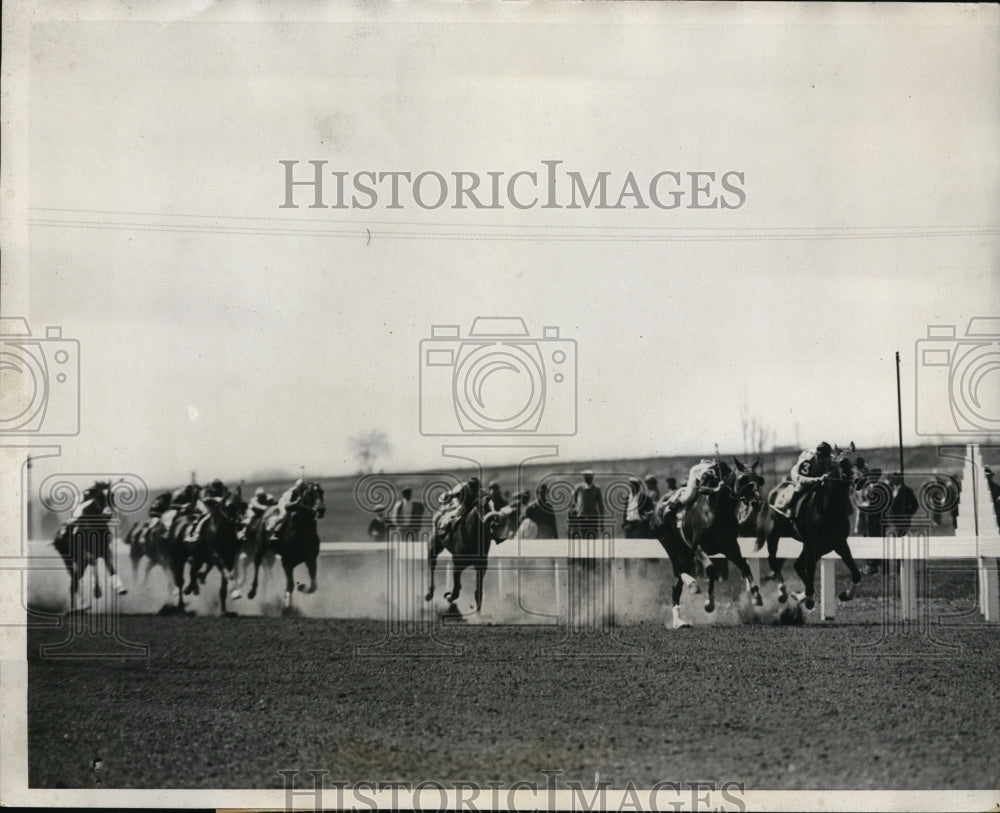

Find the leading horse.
xmin=653 ymin=458 xmax=765 ymax=629
xmin=52 ymin=481 xmax=126 ymax=613
xmin=755 ymin=446 xmax=863 ymax=609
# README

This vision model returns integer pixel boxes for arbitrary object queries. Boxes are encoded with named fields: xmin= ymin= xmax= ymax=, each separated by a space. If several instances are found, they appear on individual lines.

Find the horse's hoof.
xmin=838 ymin=591 xmax=854 ymax=602
xmin=671 ymin=618 xmax=692 ymax=630
xmin=704 ymin=600 xmax=715 ymax=613
xmin=94 ymin=585 xmax=102 ymax=600
xmin=687 ymin=582 xmax=701 ymax=594
xmin=183 ymin=586 xmax=193 ymax=595
xmin=424 ymin=592 xmax=433 ymax=602
xmin=804 ymin=596 xmax=816 ymax=611
xmin=230 ymin=589 xmax=242 ymax=600
xmin=751 ymin=590 xmax=763 ymax=607
xmin=443 ymin=591 xmax=453 ymax=602
xmin=778 ymin=586 xmax=788 ymax=604
xmin=248 ymin=588 xmax=257 ymax=600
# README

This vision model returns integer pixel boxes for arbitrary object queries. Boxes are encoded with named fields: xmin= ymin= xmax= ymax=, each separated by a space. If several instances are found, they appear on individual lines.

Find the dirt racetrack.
xmin=28 ymin=607 xmax=1000 ymax=791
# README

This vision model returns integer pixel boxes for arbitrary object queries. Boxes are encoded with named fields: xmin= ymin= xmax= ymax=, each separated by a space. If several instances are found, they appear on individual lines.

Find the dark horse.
xmin=425 ymin=505 xmax=507 ymax=613
xmin=248 ymin=482 xmax=325 ymax=610
xmin=168 ymin=488 xmax=243 ymax=615
xmin=653 ymin=459 xmax=765 ymax=629
xmin=125 ymin=490 xmax=172 ymax=587
xmin=755 ymin=447 xmax=863 ymax=610
xmin=52 ymin=481 xmax=126 ymax=613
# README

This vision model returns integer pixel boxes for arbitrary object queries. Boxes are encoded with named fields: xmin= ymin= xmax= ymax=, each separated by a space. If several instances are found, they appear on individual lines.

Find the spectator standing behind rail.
xmin=388 ymin=486 xmax=425 ymax=534
xmin=482 ymin=481 xmax=508 ymax=514
xmin=623 ymin=477 xmax=655 ymax=538
xmin=644 ymin=475 xmax=661 ymax=505
xmin=568 ymin=470 xmax=605 ymax=539
xmin=525 ymin=483 xmax=559 ymax=539
xmin=662 ymin=477 xmax=678 ymax=501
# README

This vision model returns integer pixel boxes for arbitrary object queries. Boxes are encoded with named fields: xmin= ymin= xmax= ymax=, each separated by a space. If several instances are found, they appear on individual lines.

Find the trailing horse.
xmin=426 ymin=505 xmax=507 ymax=614
xmin=52 ymin=481 xmax=126 ymax=613
xmin=755 ymin=448 xmax=863 ymax=609
xmin=653 ymin=458 xmax=765 ymax=629
xmin=124 ymin=491 xmax=172 ymax=587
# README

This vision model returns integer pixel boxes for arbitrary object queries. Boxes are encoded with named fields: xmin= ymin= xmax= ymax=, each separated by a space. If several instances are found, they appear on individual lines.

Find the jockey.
xmin=437 ymin=476 xmax=481 ymax=541
xmin=266 ymin=479 xmax=306 ymax=540
xmin=662 ymin=459 xmax=722 ymax=513
xmin=240 ymin=487 xmax=276 ymax=539
xmin=70 ymin=484 xmax=105 ymax=521
xmin=186 ymin=479 xmax=230 ymax=541
xmin=171 ymin=484 xmax=200 ymax=514
xmin=773 ymin=442 xmax=835 ymax=516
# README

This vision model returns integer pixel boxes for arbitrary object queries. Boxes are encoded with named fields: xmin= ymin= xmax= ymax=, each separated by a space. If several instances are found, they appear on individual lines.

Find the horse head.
xmin=82 ymin=481 xmax=114 ymax=517
xmin=223 ymin=488 xmax=248 ymax=522
xmin=300 ymin=482 xmax=326 ymax=518
xmin=731 ymin=457 xmax=764 ymax=511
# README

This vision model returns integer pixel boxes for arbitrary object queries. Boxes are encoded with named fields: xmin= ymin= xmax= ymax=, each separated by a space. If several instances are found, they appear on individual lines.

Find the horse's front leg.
xmin=69 ymin=566 xmax=88 ymax=613
xmin=444 ymin=561 xmax=463 ymax=605
xmin=669 ymin=576 xmax=691 ymax=629
xmin=731 ymin=551 xmax=763 ymax=607
xmin=101 ymin=550 xmax=127 ymax=595
xmin=282 ymin=560 xmax=295 ymax=609
xmin=219 ymin=572 xmax=230 ymax=616
xmin=248 ymin=552 xmax=263 ymax=600
xmin=832 ymin=537 xmax=863 ymax=601
xmin=170 ymin=554 xmax=186 ymax=610
xmin=473 ymin=565 xmax=485 ymax=613
xmin=766 ymin=534 xmax=788 ymax=604
xmin=792 ymin=548 xmax=817 ymax=610
xmin=299 ymin=556 xmax=317 ymax=594
xmin=184 ymin=554 xmax=202 ymax=596
xmin=424 ymin=541 xmax=440 ymax=603
xmin=705 ymin=562 xmax=717 ymax=613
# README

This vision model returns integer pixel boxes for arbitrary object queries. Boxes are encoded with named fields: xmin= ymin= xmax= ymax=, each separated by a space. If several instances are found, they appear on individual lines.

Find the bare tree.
xmin=350 ymin=430 xmax=392 ymax=474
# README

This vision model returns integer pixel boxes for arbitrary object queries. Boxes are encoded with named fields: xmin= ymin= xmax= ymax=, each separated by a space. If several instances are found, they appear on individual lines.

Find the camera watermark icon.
xmin=915 ymin=317 xmax=1000 ymax=440
xmin=0 ymin=316 xmax=80 ymax=436
xmin=419 ymin=317 xmax=577 ymax=436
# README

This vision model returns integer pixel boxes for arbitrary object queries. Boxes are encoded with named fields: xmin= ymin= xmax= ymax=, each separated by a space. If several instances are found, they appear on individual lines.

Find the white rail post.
xmin=820 ymin=558 xmax=837 ymax=620
xmin=980 ymin=559 xmax=999 ymax=621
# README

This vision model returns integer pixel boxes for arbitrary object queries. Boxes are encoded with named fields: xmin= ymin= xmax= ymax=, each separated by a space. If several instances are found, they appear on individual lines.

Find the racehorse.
xmin=425 ymin=505 xmax=507 ymax=613
xmin=755 ymin=446 xmax=863 ymax=609
xmin=653 ymin=458 xmax=765 ymax=629
xmin=167 ymin=487 xmax=243 ymax=615
xmin=124 ymin=491 xmax=172 ymax=587
xmin=247 ymin=481 xmax=325 ymax=610
xmin=52 ymin=481 xmax=126 ymax=612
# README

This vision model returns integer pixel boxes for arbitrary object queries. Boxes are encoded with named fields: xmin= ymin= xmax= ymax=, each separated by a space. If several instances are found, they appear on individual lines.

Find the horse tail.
xmin=753 ymin=508 xmax=768 ymax=551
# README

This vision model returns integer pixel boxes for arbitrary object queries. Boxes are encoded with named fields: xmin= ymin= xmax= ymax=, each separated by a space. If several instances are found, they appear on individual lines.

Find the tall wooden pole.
xmin=896 ymin=351 xmax=905 ymax=480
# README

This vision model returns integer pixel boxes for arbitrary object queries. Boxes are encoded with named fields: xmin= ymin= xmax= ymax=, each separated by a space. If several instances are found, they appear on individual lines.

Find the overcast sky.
xmin=7 ymin=3 xmax=999 ymax=489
